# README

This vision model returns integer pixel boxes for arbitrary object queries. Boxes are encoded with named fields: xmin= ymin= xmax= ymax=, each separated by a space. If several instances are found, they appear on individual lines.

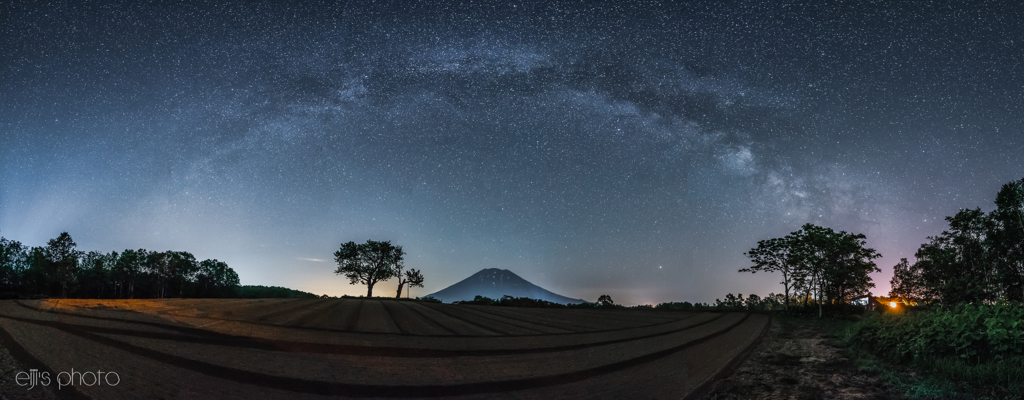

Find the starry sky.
xmin=2 ymin=1 xmax=1022 ymax=304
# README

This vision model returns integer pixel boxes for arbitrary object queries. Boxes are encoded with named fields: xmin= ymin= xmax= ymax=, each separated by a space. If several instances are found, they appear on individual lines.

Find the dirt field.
xmin=0 ymin=299 xmax=769 ymax=399
xmin=699 ymin=316 xmax=896 ymax=400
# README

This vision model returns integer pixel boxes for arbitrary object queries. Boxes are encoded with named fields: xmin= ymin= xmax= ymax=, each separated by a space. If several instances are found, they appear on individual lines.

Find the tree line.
xmin=740 ymin=223 xmax=881 ymax=317
xmin=0 ymin=231 xmax=239 ymax=299
xmin=889 ymin=178 xmax=1024 ymax=306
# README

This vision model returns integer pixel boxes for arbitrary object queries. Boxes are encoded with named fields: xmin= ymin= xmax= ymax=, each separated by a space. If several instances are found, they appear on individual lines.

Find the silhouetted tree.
xmin=46 ymin=232 xmax=81 ymax=298
xmin=990 ymin=179 xmax=1024 ymax=300
xmin=334 ymin=240 xmax=403 ymax=297
xmin=396 ymin=268 xmax=424 ymax=298
xmin=0 ymin=231 xmax=245 ymax=299
xmin=741 ymin=237 xmax=799 ymax=310
xmin=907 ymin=209 xmax=998 ymax=306
xmin=80 ymin=251 xmax=115 ymax=298
xmin=0 ymin=235 xmax=28 ymax=293
xmin=115 ymin=249 xmax=146 ymax=298
xmin=743 ymin=224 xmax=879 ymax=317
xmin=791 ymin=224 xmax=880 ymax=317
xmin=597 ymin=294 xmax=614 ymax=306
xmin=889 ymin=258 xmax=927 ymax=303
xmin=166 ymin=251 xmax=199 ymax=297
xmin=196 ymin=259 xmax=239 ymax=297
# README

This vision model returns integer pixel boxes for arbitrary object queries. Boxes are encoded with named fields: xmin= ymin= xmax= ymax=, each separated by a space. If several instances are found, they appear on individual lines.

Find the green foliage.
xmin=847 ymin=304 xmax=1024 ymax=398
xmin=891 ymin=178 xmax=1024 ymax=306
xmin=848 ymin=303 xmax=1024 ymax=364
xmin=236 ymin=285 xmax=319 ymax=299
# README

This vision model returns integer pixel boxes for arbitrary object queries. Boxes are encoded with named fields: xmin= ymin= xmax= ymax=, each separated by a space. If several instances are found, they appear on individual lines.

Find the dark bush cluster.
xmin=453 ymin=295 xmax=613 ymax=309
xmin=236 ymin=285 xmax=319 ymax=299
xmin=849 ymin=303 xmax=1024 ymax=364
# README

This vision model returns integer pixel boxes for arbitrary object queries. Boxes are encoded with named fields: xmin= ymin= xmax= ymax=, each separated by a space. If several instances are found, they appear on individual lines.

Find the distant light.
xmin=889 ymin=302 xmax=898 ymax=308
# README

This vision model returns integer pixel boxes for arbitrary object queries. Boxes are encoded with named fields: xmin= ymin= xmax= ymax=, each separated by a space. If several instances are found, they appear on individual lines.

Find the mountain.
xmin=425 ymin=268 xmax=586 ymax=304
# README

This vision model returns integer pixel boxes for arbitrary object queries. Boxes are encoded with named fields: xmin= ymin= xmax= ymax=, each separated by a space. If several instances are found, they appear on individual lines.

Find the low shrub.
xmin=846 ymin=303 xmax=1024 ymax=398
xmin=236 ymin=285 xmax=319 ymax=298
xmin=848 ymin=303 xmax=1024 ymax=363
xmin=453 ymin=295 xmax=606 ymax=308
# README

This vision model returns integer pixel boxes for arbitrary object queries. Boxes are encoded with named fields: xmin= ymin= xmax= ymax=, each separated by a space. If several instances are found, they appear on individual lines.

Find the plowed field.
xmin=0 ymin=299 xmax=769 ymax=399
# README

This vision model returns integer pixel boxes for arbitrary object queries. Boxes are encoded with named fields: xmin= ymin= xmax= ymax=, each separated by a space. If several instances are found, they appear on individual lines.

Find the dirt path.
xmin=697 ymin=316 xmax=897 ymax=400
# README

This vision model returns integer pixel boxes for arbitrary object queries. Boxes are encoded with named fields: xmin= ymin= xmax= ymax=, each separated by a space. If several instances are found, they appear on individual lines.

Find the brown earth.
xmin=0 ymin=299 xmax=771 ymax=399
xmin=697 ymin=315 xmax=898 ymax=400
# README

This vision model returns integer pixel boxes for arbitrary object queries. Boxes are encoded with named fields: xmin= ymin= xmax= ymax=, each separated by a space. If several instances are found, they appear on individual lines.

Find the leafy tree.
xmin=80 ymin=251 xmax=115 ymax=298
xmin=822 ymin=228 xmax=882 ymax=304
xmin=597 ymin=294 xmax=614 ymax=306
xmin=196 ymin=259 xmax=239 ymax=297
xmin=146 ymin=251 xmax=171 ymax=298
xmin=24 ymin=246 xmax=51 ymax=296
xmin=947 ymin=208 xmax=995 ymax=302
xmin=741 ymin=237 xmax=799 ymax=310
xmin=742 ymin=224 xmax=879 ymax=317
xmin=909 ymin=209 xmax=998 ymax=306
xmin=115 ymin=249 xmax=146 ymax=298
xmin=396 ymin=268 xmax=424 ymax=298
xmin=889 ymin=258 xmax=927 ymax=303
xmin=166 ymin=251 xmax=199 ymax=297
xmin=990 ymin=179 xmax=1024 ymax=300
xmin=46 ymin=232 xmax=81 ymax=298
xmin=0 ymin=235 xmax=28 ymax=293
xmin=334 ymin=240 xmax=403 ymax=297
xmin=792 ymin=224 xmax=880 ymax=317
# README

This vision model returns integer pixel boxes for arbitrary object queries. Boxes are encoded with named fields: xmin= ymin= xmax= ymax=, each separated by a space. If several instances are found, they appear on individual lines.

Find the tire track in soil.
xmin=344 ymin=299 xmax=365 ymax=331
xmin=0 ymin=307 xmax=729 ymax=358
xmin=22 ymin=300 xmax=692 ymax=341
xmin=0 ymin=309 xmax=759 ymax=398
xmin=0 ymin=322 xmax=90 ymax=400
xmin=390 ymin=302 xmax=459 ymax=335
xmin=455 ymin=306 xmax=598 ymax=333
xmin=444 ymin=306 xmax=569 ymax=334
xmin=379 ymin=301 xmax=451 ymax=336
xmin=418 ymin=304 xmax=551 ymax=335
xmin=413 ymin=303 xmax=521 ymax=335
xmin=351 ymin=301 xmax=402 ymax=334
xmin=252 ymin=299 xmax=325 ymax=324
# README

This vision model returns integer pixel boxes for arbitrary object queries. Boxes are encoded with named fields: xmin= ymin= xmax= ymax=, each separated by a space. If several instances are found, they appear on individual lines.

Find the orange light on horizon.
xmin=889 ymin=301 xmax=898 ymax=308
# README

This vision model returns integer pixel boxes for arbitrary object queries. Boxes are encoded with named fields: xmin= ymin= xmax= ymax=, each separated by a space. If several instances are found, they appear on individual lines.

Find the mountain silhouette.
xmin=425 ymin=268 xmax=586 ymax=304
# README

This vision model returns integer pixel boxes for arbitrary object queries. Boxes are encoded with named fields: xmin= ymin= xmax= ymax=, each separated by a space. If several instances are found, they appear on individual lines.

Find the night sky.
xmin=2 ymin=1 xmax=1022 ymax=304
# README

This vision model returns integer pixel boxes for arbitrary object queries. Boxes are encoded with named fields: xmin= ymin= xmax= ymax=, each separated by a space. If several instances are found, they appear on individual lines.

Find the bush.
xmin=847 ymin=303 xmax=1024 ymax=397
xmin=453 ymin=295 xmax=603 ymax=308
xmin=236 ymin=285 xmax=319 ymax=299
xmin=849 ymin=303 xmax=1024 ymax=363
